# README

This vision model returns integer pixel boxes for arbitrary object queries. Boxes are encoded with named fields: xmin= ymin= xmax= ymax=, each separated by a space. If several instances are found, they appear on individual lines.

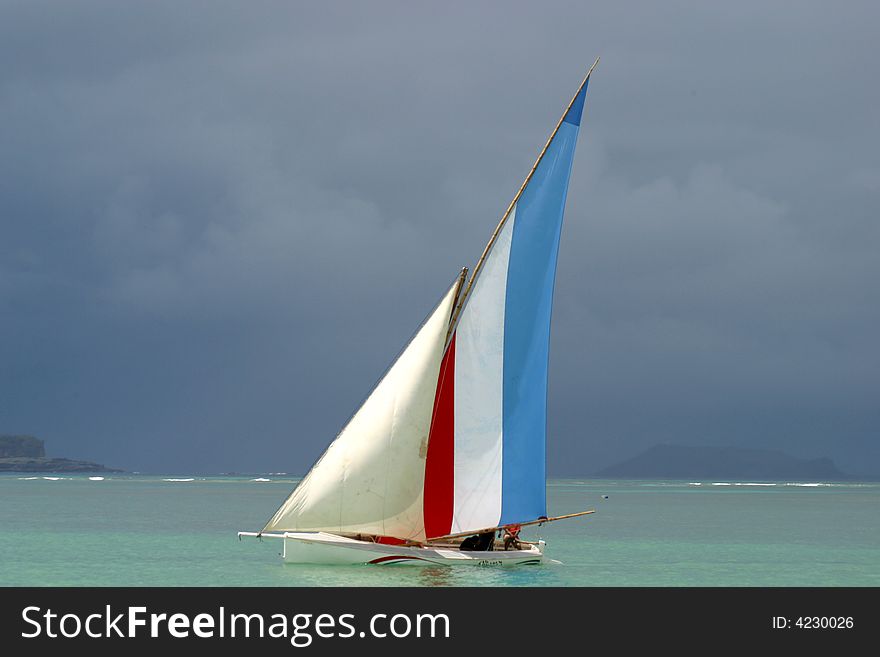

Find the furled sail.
xmin=263 ymin=274 xmax=464 ymax=541
xmin=423 ymin=73 xmax=593 ymax=539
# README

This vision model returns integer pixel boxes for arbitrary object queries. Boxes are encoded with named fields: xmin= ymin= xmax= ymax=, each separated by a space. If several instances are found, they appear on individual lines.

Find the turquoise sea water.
xmin=1 ymin=475 xmax=877 ymax=586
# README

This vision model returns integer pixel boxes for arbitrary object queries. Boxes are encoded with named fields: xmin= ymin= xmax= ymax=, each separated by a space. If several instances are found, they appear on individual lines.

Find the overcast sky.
xmin=1 ymin=1 xmax=877 ymax=476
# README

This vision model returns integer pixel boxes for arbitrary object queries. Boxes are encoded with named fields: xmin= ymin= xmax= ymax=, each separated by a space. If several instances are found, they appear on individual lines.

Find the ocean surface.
xmin=1 ymin=475 xmax=878 ymax=587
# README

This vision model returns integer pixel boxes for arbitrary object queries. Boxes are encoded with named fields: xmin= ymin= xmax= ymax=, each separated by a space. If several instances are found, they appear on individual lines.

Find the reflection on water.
xmin=260 ymin=557 xmax=550 ymax=587
xmin=271 ymin=562 xmax=511 ymax=588
xmin=415 ymin=567 xmax=453 ymax=587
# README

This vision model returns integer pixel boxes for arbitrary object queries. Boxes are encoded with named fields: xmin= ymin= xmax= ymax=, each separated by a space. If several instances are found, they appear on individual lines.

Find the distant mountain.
xmin=595 ymin=444 xmax=849 ymax=480
xmin=0 ymin=435 xmax=121 ymax=473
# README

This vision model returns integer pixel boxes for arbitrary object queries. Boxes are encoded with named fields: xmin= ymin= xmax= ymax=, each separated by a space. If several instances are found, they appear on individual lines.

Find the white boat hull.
xmin=280 ymin=532 xmax=544 ymax=567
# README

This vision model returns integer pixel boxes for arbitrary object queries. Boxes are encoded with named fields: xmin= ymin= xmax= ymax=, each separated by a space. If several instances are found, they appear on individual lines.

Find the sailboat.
xmin=239 ymin=59 xmax=599 ymax=566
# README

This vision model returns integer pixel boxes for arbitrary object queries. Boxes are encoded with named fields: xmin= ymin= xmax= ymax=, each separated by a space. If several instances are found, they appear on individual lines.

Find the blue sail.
xmin=499 ymin=78 xmax=589 ymax=524
xmin=424 ymin=74 xmax=592 ymax=536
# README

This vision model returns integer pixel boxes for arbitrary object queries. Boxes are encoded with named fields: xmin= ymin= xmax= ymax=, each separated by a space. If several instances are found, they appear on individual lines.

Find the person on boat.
xmin=502 ymin=524 xmax=522 ymax=551
xmin=460 ymin=530 xmax=496 ymax=551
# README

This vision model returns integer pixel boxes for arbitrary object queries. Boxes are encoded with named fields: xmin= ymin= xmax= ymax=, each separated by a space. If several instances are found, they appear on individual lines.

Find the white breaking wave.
xmin=785 ymin=482 xmax=832 ymax=487
xmin=88 ymin=476 xmax=105 ymax=481
xmin=251 ymin=478 xmax=271 ymax=482
xmin=42 ymin=476 xmax=61 ymax=481
xmin=162 ymin=478 xmax=195 ymax=482
xmin=734 ymin=482 xmax=777 ymax=486
xmin=711 ymin=482 xmax=732 ymax=486
xmin=18 ymin=476 xmax=40 ymax=480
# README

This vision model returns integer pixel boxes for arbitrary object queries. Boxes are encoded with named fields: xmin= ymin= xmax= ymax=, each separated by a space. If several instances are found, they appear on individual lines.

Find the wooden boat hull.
xmin=281 ymin=532 xmax=544 ymax=567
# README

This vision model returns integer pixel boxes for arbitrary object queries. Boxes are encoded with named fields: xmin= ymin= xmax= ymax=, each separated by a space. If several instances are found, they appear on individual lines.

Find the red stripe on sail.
xmin=423 ymin=334 xmax=456 ymax=539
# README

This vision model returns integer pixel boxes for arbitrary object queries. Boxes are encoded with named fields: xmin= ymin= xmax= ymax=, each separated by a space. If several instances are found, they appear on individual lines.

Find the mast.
xmin=449 ymin=267 xmax=469 ymax=324
xmin=445 ymin=57 xmax=600 ymax=342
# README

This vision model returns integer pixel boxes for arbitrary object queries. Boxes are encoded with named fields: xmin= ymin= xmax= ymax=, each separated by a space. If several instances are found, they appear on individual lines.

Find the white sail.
xmin=262 ymin=276 xmax=462 ymax=541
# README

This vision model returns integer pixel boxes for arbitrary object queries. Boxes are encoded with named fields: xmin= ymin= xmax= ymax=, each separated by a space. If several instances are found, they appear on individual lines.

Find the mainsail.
xmin=264 ymin=65 xmax=595 ymax=543
xmin=263 ymin=274 xmax=464 ymax=541
xmin=423 ymin=71 xmax=593 ymax=539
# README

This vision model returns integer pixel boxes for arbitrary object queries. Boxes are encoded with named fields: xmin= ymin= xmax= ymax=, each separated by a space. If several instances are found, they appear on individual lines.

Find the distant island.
xmin=0 ymin=435 xmax=121 ymax=473
xmin=594 ymin=444 xmax=849 ymax=480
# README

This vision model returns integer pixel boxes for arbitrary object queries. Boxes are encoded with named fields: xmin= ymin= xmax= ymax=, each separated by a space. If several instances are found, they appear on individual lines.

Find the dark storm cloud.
xmin=1 ymin=1 xmax=877 ymax=475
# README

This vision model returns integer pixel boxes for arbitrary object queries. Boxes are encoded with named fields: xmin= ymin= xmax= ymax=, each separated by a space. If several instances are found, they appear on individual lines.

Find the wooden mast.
xmin=445 ymin=57 xmax=600 ymax=342
xmin=450 ymin=266 xmax=469 ymax=318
